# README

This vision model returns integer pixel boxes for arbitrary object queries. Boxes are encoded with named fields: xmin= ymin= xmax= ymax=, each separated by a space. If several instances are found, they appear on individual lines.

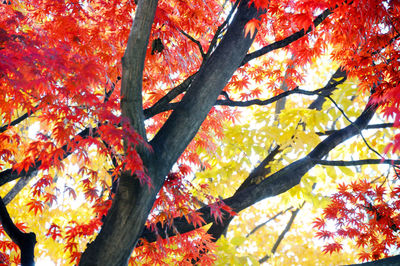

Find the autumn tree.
xmin=1 ymin=0 xmax=400 ymax=265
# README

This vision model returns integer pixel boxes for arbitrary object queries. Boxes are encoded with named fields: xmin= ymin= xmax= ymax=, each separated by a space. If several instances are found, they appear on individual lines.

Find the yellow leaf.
xmin=231 ymin=236 xmax=246 ymax=246
xmin=339 ymin=166 xmax=354 ymax=176
xmin=326 ymin=167 xmax=336 ymax=178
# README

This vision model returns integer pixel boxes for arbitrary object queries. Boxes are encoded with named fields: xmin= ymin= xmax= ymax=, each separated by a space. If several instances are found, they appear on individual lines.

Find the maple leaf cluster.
xmin=1 ymin=0 xmax=400 ymax=264
xmin=1 ymin=0 xmax=231 ymax=262
xmin=136 ymin=164 xmax=235 ymax=264
xmin=314 ymin=178 xmax=400 ymax=262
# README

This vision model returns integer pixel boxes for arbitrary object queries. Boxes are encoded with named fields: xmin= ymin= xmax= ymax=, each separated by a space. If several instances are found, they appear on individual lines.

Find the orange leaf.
xmin=244 ymin=19 xmax=260 ymax=38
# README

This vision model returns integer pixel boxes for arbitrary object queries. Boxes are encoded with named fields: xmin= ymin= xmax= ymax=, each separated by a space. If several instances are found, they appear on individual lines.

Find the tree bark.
xmin=140 ymin=101 xmax=377 ymax=243
xmin=80 ymin=1 xmax=261 ymax=265
xmin=347 ymin=255 xmax=400 ymax=265
xmin=79 ymin=0 xmax=159 ymax=265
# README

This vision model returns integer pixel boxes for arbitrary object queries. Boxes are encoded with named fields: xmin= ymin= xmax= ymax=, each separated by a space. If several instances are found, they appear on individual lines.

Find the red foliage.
xmin=1 ymin=0 xmax=400 ymax=264
xmin=315 ymin=179 xmax=400 ymax=261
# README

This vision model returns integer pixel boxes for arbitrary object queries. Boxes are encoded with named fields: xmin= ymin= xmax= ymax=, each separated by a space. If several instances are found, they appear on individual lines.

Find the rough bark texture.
xmin=79 ymin=171 xmax=163 ymax=266
xmin=150 ymin=1 xmax=260 ymax=175
xmin=79 ymin=0 xmax=159 ymax=265
xmin=80 ymin=1 xmax=261 ymax=265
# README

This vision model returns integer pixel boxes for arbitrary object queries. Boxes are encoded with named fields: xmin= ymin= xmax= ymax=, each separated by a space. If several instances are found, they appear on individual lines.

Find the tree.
xmin=1 ymin=0 xmax=400 ymax=265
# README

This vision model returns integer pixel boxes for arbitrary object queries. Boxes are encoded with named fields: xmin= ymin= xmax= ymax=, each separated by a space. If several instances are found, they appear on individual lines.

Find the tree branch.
xmin=314 ymin=159 xmax=400 ymax=167
xmin=346 ymin=255 xmax=400 ymax=265
xmin=241 ymin=7 xmax=333 ymax=66
xmin=0 ymin=196 xmax=36 ymax=266
xmin=205 ymin=146 xmax=281 ymax=241
xmin=150 ymin=0 xmax=261 ymax=179
xmin=0 ymin=127 xmax=96 ymax=187
xmin=143 ymin=86 xmax=331 ymax=116
xmin=144 ymin=74 xmax=196 ymax=119
xmin=317 ymin=123 xmax=395 ymax=136
xmin=0 ymin=105 xmax=38 ymax=134
xmin=180 ymin=30 xmax=206 ymax=59
xmin=327 ymin=95 xmax=384 ymax=159
xmin=2 ymin=176 xmax=32 ymax=205
xmin=142 ymin=2 xmax=241 ymax=120
xmin=246 ymin=206 xmax=293 ymax=238
xmin=144 ymin=20 xmax=347 ymax=120
xmin=205 ymin=0 xmax=240 ymax=60
xmin=140 ymin=100 xmax=377 ymax=243
xmin=144 ymin=67 xmax=347 ymax=118
xmin=120 ymin=0 xmax=158 ymax=140
xmin=79 ymin=1 xmax=161 ymax=265
xmin=308 ymin=68 xmax=347 ymax=110
xmin=215 ymin=88 xmax=319 ymax=107
xmin=259 ymin=207 xmax=301 ymax=264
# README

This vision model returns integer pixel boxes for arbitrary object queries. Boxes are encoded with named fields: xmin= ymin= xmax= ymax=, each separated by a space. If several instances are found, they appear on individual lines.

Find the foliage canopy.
xmin=1 ymin=0 xmax=400 ymax=265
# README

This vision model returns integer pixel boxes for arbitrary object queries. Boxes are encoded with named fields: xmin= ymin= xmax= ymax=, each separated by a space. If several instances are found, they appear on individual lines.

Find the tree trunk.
xmin=79 ymin=1 xmax=260 ymax=264
xmin=79 ymin=170 xmax=164 ymax=265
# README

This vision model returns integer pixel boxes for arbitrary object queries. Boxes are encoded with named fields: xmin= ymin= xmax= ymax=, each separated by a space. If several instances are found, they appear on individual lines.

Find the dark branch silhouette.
xmin=314 ymin=159 xmax=400 ymax=167
xmin=241 ymin=8 xmax=333 ymax=65
xmin=0 ymin=105 xmax=38 ymax=134
xmin=0 ymin=196 xmax=36 ymax=266
xmin=259 ymin=207 xmax=301 ymax=263
xmin=140 ymin=101 xmax=377 ymax=243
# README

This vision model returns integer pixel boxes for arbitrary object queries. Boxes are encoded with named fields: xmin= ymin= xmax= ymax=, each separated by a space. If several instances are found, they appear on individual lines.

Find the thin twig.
xmin=180 ymin=30 xmax=206 ymax=59
xmin=246 ymin=206 xmax=293 ymax=238
xmin=259 ymin=207 xmax=302 ymax=263
xmin=314 ymin=159 xmax=400 ymax=167
xmin=316 ymin=123 xmax=395 ymax=136
xmin=327 ymin=95 xmax=383 ymax=159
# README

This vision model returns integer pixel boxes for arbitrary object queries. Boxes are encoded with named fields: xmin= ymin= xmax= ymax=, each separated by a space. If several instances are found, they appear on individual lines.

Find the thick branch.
xmin=120 ymin=0 xmax=158 ymax=140
xmin=204 ymin=67 xmax=346 ymax=246
xmin=143 ymin=1 xmax=241 ymax=119
xmin=150 ymin=0 xmax=261 ymax=179
xmin=206 ymin=0 xmax=240 ymax=59
xmin=140 ymin=101 xmax=377 ymax=243
xmin=144 ymin=74 xmax=196 ymax=119
xmin=0 ymin=196 xmax=36 ymax=266
xmin=236 ymin=146 xmax=281 ymax=193
xmin=79 ymin=1 xmax=160 ymax=265
xmin=308 ymin=68 xmax=347 ymax=110
xmin=205 ymin=146 xmax=281 ymax=241
xmin=346 ymin=255 xmax=400 ymax=265
xmin=3 ymin=176 xmax=32 ymax=205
